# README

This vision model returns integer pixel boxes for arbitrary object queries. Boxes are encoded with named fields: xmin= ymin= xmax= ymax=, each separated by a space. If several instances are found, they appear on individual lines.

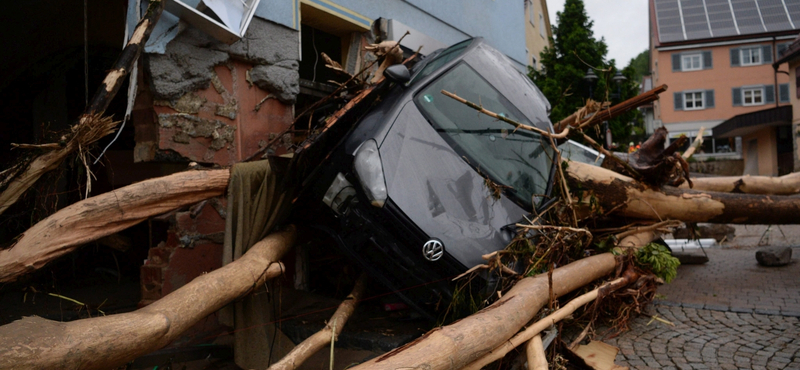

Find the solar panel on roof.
xmin=731 ymin=0 xmax=765 ymax=34
xmin=682 ymin=0 xmax=712 ymax=39
xmin=759 ymin=0 xmax=793 ymax=31
xmin=706 ymin=0 xmax=739 ymax=36
xmin=785 ymin=0 xmax=800 ymax=25
xmin=655 ymin=0 xmax=686 ymax=42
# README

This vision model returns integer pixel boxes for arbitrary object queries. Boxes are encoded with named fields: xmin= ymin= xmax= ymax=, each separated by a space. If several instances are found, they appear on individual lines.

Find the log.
xmin=267 ymin=273 xmax=368 ymax=370
xmin=461 ymin=275 xmax=635 ymax=370
xmin=682 ymin=127 xmax=705 ymax=159
xmin=348 ymin=253 xmax=618 ymax=370
xmin=680 ymin=172 xmax=800 ymax=195
xmin=565 ymin=160 xmax=800 ymax=224
xmin=526 ymin=335 xmax=548 ymax=370
xmin=0 ymin=169 xmax=230 ymax=283
xmin=0 ymin=227 xmax=296 ymax=370
xmin=0 ymin=0 xmax=165 ymax=216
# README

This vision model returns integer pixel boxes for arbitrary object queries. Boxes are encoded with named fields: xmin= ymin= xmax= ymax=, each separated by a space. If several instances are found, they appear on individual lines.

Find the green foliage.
xmin=628 ymin=50 xmax=650 ymax=84
xmin=635 ymin=243 xmax=680 ymax=283
xmin=530 ymin=0 xmax=642 ymax=145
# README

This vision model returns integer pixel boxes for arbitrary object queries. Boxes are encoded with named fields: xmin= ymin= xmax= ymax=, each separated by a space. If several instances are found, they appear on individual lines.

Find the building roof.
xmin=653 ymin=0 xmax=800 ymax=45
xmin=713 ymin=105 xmax=791 ymax=138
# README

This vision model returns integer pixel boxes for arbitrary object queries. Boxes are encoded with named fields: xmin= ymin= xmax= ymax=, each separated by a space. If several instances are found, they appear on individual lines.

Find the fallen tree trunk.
xmin=351 ymin=229 xmax=660 ymax=370
xmin=566 ymin=160 xmax=800 ymax=224
xmin=268 ymin=273 xmax=367 ymax=370
xmin=680 ymin=172 xmax=800 ymax=195
xmin=349 ymin=253 xmax=618 ymax=370
xmin=0 ymin=169 xmax=230 ymax=283
xmin=0 ymin=0 xmax=165 ymax=217
xmin=0 ymin=226 xmax=296 ymax=370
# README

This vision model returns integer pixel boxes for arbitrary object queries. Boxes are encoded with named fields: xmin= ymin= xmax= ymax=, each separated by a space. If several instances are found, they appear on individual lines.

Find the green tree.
xmin=530 ymin=0 xmax=640 ymax=146
xmin=628 ymin=49 xmax=650 ymax=85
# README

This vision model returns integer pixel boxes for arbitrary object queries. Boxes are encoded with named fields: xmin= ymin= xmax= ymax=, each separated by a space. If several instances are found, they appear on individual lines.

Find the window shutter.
xmin=672 ymin=53 xmax=681 ymax=71
xmin=705 ymin=89 xmax=715 ymax=108
xmin=778 ymin=43 xmax=788 ymax=58
xmin=762 ymin=45 xmax=773 ymax=64
xmin=780 ymin=83 xmax=790 ymax=103
xmin=730 ymin=48 xmax=740 ymax=66
xmin=674 ymin=92 xmax=683 ymax=110
xmin=702 ymin=51 xmax=712 ymax=69
xmin=765 ymin=84 xmax=775 ymax=103
xmin=732 ymin=87 xmax=742 ymax=106
xmin=796 ymin=67 xmax=800 ymax=98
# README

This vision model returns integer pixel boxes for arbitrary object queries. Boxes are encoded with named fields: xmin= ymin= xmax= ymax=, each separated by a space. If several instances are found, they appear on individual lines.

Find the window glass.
xmin=684 ymin=91 xmax=704 ymax=109
xmin=539 ymin=13 xmax=545 ymax=37
xmin=741 ymin=47 xmax=762 ymax=66
xmin=743 ymin=87 xmax=763 ymax=106
xmin=409 ymin=39 xmax=472 ymax=85
xmin=682 ymin=54 xmax=702 ymax=71
xmin=414 ymin=63 xmax=553 ymax=209
xmin=714 ymin=137 xmax=735 ymax=153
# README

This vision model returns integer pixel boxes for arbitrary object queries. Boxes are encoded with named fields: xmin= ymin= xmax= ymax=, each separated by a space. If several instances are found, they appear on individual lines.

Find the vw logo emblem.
xmin=422 ymin=239 xmax=444 ymax=261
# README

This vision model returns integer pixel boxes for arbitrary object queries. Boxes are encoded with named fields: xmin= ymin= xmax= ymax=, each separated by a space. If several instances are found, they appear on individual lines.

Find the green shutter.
xmin=730 ymin=48 xmax=740 ymax=66
xmin=674 ymin=92 xmax=683 ymax=110
xmin=672 ymin=53 xmax=681 ymax=71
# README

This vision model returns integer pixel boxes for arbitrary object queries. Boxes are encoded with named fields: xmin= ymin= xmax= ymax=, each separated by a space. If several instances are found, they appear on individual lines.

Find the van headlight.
xmin=353 ymin=139 xmax=387 ymax=207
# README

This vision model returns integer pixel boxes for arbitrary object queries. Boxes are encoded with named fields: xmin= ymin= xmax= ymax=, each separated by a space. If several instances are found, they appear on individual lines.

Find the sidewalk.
xmin=606 ymin=241 xmax=800 ymax=369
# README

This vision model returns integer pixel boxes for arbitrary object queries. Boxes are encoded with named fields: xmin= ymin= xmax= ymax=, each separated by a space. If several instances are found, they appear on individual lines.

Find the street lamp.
xmin=610 ymin=71 xmax=627 ymax=99
xmin=584 ymin=68 xmax=598 ymax=98
xmin=584 ymin=69 xmax=627 ymax=150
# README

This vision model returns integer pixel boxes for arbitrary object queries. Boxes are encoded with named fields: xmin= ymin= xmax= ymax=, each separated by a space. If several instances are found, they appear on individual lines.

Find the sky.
xmin=546 ymin=0 xmax=649 ymax=66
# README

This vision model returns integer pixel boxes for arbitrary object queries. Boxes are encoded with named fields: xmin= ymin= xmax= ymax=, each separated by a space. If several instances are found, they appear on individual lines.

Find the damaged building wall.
xmin=131 ymin=17 xmax=301 ymax=341
xmin=135 ymin=18 xmax=299 ymax=165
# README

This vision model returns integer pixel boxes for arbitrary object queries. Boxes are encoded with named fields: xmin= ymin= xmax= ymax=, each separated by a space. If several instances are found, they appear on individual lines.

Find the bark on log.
xmin=680 ymin=172 xmax=800 ymax=195
xmin=462 ymin=275 xmax=635 ymax=370
xmin=267 ymin=273 xmax=368 ymax=370
xmin=565 ymin=160 xmax=800 ymax=224
xmin=0 ymin=1 xmax=165 ymax=217
xmin=0 ymin=227 xmax=296 ymax=370
xmin=0 ymin=169 xmax=230 ymax=283
xmin=349 ymin=253 xmax=617 ymax=370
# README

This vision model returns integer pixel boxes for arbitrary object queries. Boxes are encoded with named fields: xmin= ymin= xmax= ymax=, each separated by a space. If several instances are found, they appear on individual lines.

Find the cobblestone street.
xmin=605 ymin=244 xmax=800 ymax=369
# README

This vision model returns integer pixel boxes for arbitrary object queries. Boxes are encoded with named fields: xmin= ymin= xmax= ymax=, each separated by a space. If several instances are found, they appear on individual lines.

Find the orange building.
xmin=648 ymin=0 xmax=799 ymax=175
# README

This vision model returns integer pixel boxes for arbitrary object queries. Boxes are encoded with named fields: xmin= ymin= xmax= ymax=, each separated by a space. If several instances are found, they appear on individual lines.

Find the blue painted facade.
xmin=136 ymin=0 xmax=528 ymax=68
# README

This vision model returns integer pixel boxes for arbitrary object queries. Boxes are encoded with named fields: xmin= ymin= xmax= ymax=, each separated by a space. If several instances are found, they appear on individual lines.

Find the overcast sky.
xmin=547 ymin=0 xmax=649 ymax=66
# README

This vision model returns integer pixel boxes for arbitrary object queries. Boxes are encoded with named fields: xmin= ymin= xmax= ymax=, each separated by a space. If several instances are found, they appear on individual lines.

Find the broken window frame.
xmin=163 ymin=0 xmax=261 ymax=44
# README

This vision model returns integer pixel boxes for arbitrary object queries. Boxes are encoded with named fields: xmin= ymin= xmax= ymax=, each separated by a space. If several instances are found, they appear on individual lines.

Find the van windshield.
xmin=414 ymin=63 xmax=554 ymax=209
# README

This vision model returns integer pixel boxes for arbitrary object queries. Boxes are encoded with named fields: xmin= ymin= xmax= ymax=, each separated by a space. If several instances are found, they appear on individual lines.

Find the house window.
xmin=684 ymin=91 xmax=704 ymax=110
xmin=742 ymin=87 xmax=764 ymax=106
xmin=740 ymin=47 xmax=762 ymax=66
xmin=529 ymin=1 xmax=535 ymax=27
xmin=539 ymin=13 xmax=545 ymax=37
xmin=681 ymin=53 xmax=702 ymax=71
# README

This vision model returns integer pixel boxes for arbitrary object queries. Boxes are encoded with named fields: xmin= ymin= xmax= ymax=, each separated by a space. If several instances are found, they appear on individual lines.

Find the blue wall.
xmin=291 ymin=0 xmax=527 ymax=68
xmin=139 ymin=0 xmax=527 ymax=68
